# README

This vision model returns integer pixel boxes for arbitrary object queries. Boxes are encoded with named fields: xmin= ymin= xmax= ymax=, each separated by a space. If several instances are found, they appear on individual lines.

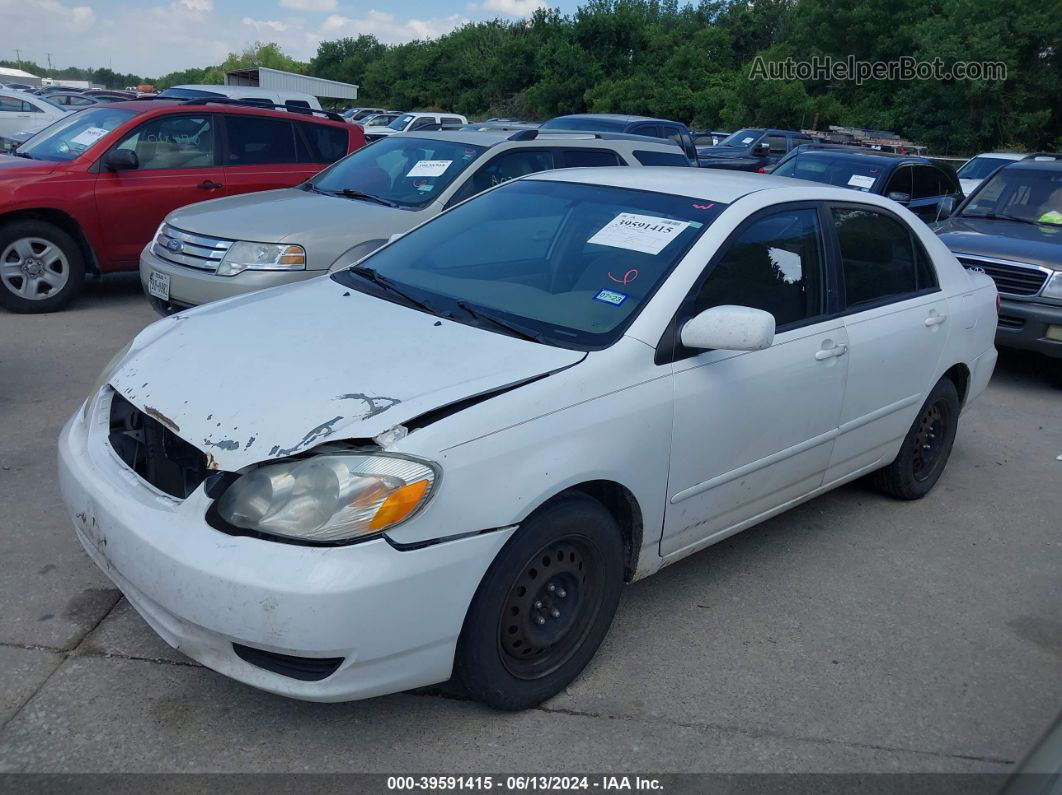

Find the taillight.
xmin=755 ymin=167 xmax=766 ymax=173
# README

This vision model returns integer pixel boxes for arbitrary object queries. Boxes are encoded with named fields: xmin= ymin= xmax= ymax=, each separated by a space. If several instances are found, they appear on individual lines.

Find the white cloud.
xmin=179 ymin=0 xmax=211 ymax=11
xmin=17 ymin=0 xmax=96 ymax=30
xmin=318 ymin=10 xmax=468 ymax=43
xmin=476 ymin=0 xmax=545 ymax=16
xmin=242 ymin=16 xmax=289 ymax=33
xmin=279 ymin=0 xmax=336 ymax=10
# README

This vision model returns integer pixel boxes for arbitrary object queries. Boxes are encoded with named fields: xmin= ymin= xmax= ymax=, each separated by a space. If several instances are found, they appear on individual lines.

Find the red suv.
xmin=0 ymin=99 xmax=364 ymax=312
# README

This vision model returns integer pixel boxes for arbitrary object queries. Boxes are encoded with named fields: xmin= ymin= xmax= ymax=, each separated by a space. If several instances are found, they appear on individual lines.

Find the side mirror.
xmin=680 ymin=305 xmax=776 ymax=352
xmin=887 ymin=191 xmax=911 ymax=205
xmin=936 ymin=195 xmax=957 ymax=220
xmin=104 ymin=148 xmax=138 ymax=172
xmin=755 ymin=141 xmax=771 ymax=153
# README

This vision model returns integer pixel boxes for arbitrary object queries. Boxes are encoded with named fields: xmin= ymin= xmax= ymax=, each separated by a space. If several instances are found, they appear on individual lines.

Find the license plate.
xmin=147 ymin=271 xmax=170 ymax=301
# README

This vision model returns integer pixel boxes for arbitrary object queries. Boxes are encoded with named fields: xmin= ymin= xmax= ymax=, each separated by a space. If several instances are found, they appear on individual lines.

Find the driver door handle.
xmin=197 ymin=180 xmax=223 ymax=191
xmin=815 ymin=343 xmax=847 ymax=361
xmin=924 ymin=312 xmax=947 ymax=327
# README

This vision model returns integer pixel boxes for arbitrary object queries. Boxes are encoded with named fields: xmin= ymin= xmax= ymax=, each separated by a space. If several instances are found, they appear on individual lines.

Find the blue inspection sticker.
xmin=594 ymin=289 xmax=628 ymax=306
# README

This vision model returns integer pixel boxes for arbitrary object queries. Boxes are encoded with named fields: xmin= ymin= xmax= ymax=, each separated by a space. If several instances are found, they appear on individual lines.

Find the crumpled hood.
xmin=934 ymin=215 xmax=1062 ymax=272
xmin=165 ymin=188 xmax=416 ymax=270
xmin=109 ymin=277 xmax=584 ymax=470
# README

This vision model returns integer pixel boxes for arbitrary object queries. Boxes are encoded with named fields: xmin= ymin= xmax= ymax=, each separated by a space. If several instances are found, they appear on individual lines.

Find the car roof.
xmin=971 ymin=152 xmax=1027 ymax=160
xmin=549 ymin=113 xmax=662 ymax=123
xmin=530 ymin=166 xmax=824 ymax=202
xmin=1005 ymin=160 xmax=1062 ymax=172
xmin=789 ymin=147 xmax=933 ymax=165
xmin=92 ymin=98 xmax=348 ymax=125
xmin=396 ymin=130 xmax=683 ymax=152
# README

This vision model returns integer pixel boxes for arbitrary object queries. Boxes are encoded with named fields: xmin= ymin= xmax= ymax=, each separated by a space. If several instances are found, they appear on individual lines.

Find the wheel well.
xmin=0 ymin=209 xmax=99 ymax=274
xmin=561 ymin=481 xmax=643 ymax=582
xmin=942 ymin=363 xmax=970 ymax=405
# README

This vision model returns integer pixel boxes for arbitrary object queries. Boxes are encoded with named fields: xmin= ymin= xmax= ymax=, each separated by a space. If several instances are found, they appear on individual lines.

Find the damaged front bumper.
xmin=57 ymin=399 xmax=514 ymax=702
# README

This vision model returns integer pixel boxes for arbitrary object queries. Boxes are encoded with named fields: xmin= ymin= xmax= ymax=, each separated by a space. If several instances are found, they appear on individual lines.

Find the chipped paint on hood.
xmin=108 ymin=277 xmax=584 ymax=470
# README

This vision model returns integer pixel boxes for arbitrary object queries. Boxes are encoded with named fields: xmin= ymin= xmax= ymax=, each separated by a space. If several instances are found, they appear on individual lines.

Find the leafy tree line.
xmin=0 ymin=60 xmax=145 ymax=91
xmin=12 ymin=0 xmax=1060 ymax=154
xmin=306 ymin=0 xmax=1059 ymax=154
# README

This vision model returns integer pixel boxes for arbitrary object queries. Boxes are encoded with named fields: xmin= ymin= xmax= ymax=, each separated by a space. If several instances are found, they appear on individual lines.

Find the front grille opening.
xmin=997 ymin=314 xmax=1026 ymax=330
xmin=959 ymin=258 xmax=1049 ymax=296
xmin=232 ymin=643 xmax=344 ymax=682
xmin=108 ymin=393 xmax=209 ymax=499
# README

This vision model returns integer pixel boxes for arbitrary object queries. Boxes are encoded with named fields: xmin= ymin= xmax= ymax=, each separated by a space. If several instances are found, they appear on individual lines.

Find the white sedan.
xmin=0 ymin=91 xmax=66 ymax=143
xmin=58 ymin=168 xmax=999 ymax=710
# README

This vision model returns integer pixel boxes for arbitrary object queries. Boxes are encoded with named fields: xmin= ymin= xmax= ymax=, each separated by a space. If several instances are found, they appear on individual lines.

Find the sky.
xmin=3 ymin=0 xmax=577 ymax=78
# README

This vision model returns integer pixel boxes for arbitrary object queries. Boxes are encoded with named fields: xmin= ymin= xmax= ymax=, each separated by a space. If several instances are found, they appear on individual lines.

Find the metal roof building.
xmin=0 ymin=66 xmax=42 ymax=87
xmin=224 ymin=67 xmax=357 ymax=100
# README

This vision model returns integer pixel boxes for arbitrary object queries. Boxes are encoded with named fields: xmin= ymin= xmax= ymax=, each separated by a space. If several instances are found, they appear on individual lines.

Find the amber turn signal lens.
xmin=369 ymin=479 xmax=431 ymax=530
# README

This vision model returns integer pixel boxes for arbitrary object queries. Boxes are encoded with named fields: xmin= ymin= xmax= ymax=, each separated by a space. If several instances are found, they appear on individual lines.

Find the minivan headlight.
xmin=1042 ymin=271 xmax=1062 ymax=299
xmin=216 ymin=242 xmax=306 ymax=276
xmin=215 ymin=453 xmax=438 ymax=543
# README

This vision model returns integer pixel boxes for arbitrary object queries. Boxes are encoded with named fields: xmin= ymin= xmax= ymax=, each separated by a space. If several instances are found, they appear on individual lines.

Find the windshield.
xmin=159 ymin=87 xmax=225 ymax=99
xmin=388 ymin=114 xmax=415 ymax=131
xmin=311 ymin=135 xmax=486 ymax=208
xmin=333 ymin=179 xmax=727 ymax=349
xmin=717 ymin=129 xmax=763 ymax=147
xmin=16 ymin=107 xmax=135 ymax=162
xmin=540 ymin=116 xmax=627 ymax=132
xmin=956 ymin=156 xmax=1014 ymax=181
xmin=773 ymin=153 xmax=885 ymax=191
xmin=961 ymin=167 xmax=1062 ymax=225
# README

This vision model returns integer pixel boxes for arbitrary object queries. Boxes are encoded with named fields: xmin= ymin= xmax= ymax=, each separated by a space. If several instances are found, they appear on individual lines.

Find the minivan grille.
xmin=957 ymin=256 xmax=1049 ymax=296
xmin=108 ymin=393 xmax=209 ymax=499
xmin=152 ymin=224 xmax=234 ymax=271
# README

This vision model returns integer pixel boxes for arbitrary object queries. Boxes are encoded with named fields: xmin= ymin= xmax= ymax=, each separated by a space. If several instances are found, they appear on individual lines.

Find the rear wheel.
xmin=871 ymin=377 xmax=960 ymax=500
xmin=0 ymin=220 xmax=85 ymax=313
xmin=455 ymin=493 xmax=624 ymax=710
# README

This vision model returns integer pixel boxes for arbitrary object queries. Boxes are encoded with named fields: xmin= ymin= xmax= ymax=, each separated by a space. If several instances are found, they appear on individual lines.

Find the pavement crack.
xmin=527 ymin=703 xmax=1016 ymax=766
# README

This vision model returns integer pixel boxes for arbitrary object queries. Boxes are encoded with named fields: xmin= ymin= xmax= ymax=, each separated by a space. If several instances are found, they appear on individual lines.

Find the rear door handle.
xmin=815 ymin=343 xmax=847 ymax=361
xmin=924 ymin=312 xmax=947 ymax=327
xmin=197 ymin=180 xmax=223 ymax=191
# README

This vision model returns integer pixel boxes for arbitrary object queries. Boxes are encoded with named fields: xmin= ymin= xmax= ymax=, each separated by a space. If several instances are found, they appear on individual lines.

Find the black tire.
xmin=872 ymin=377 xmax=960 ymax=500
xmin=0 ymin=220 xmax=86 ymax=313
xmin=455 ymin=493 xmax=624 ymax=710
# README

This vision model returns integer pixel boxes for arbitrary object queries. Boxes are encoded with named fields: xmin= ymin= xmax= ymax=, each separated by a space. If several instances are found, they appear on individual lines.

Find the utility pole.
xmin=46 ymin=52 xmax=53 ymax=71
xmin=14 ymin=49 xmax=20 ymax=68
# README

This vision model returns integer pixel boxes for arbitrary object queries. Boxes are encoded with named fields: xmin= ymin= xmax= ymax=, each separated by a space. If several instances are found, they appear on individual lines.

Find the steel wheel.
xmin=497 ymin=535 xmax=603 ymax=680
xmin=912 ymin=400 xmax=948 ymax=482
xmin=1 ymin=237 xmax=71 ymax=301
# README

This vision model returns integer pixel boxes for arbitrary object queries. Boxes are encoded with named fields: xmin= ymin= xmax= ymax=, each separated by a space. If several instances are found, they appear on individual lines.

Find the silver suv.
xmin=139 ymin=129 xmax=693 ymax=313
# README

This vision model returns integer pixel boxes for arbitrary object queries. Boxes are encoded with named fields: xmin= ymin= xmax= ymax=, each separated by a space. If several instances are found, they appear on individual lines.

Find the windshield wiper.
xmin=326 ymin=188 xmax=399 ymax=208
xmin=347 ymin=265 xmax=442 ymax=314
xmin=965 ymin=212 xmax=1041 ymax=226
xmin=454 ymin=300 xmax=546 ymax=344
xmin=12 ymin=151 xmax=32 ymax=159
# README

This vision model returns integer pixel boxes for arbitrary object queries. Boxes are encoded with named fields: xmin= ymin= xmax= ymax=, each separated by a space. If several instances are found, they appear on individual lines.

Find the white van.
xmin=158 ymin=85 xmax=322 ymax=112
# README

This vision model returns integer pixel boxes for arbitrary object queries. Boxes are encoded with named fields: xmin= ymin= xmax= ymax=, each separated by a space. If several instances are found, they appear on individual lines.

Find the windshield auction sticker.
xmin=70 ymin=127 xmax=110 ymax=147
xmin=588 ymin=213 xmax=691 ymax=255
xmin=406 ymin=160 xmax=453 ymax=177
xmin=847 ymin=174 xmax=876 ymax=189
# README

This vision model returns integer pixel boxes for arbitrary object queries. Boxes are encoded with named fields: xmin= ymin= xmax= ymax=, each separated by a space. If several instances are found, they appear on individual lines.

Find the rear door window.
xmin=295 ymin=122 xmax=348 ymax=163
xmin=634 ymin=150 xmax=691 ymax=166
xmin=468 ymin=149 xmax=555 ymax=194
xmin=912 ymin=165 xmax=944 ymax=199
xmin=225 ymin=115 xmax=297 ymax=165
xmin=884 ymin=167 xmax=913 ymax=198
xmin=765 ymin=135 xmax=788 ymax=154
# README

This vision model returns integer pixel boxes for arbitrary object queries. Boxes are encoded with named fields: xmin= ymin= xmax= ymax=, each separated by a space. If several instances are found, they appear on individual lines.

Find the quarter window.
xmin=113 ymin=115 xmax=216 ymax=170
xmin=226 ymin=115 xmax=296 ymax=165
xmin=561 ymin=149 xmax=622 ymax=167
xmin=831 ymin=207 xmax=937 ymax=308
xmin=692 ymin=208 xmax=824 ymax=329
xmin=634 ymin=150 xmax=690 ymax=166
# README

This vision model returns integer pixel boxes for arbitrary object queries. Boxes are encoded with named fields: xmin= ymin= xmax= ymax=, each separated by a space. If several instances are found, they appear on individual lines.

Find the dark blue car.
xmin=697 ymin=128 xmax=813 ymax=171
xmin=539 ymin=114 xmax=697 ymax=163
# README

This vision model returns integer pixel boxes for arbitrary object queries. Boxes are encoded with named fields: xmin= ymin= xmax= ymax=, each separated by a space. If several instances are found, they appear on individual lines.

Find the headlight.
xmin=216 ymin=453 xmax=438 ymax=543
xmin=216 ymin=242 xmax=306 ymax=276
xmin=1042 ymin=271 xmax=1062 ymax=299
xmin=82 ymin=339 xmax=133 ymax=421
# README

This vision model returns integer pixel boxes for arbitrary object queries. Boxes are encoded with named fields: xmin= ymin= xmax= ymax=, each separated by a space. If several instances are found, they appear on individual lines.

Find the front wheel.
xmin=0 ymin=220 xmax=86 ymax=313
xmin=455 ymin=493 xmax=624 ymax=710
xmin=871 ymin=377 xmax=960 ymax=500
